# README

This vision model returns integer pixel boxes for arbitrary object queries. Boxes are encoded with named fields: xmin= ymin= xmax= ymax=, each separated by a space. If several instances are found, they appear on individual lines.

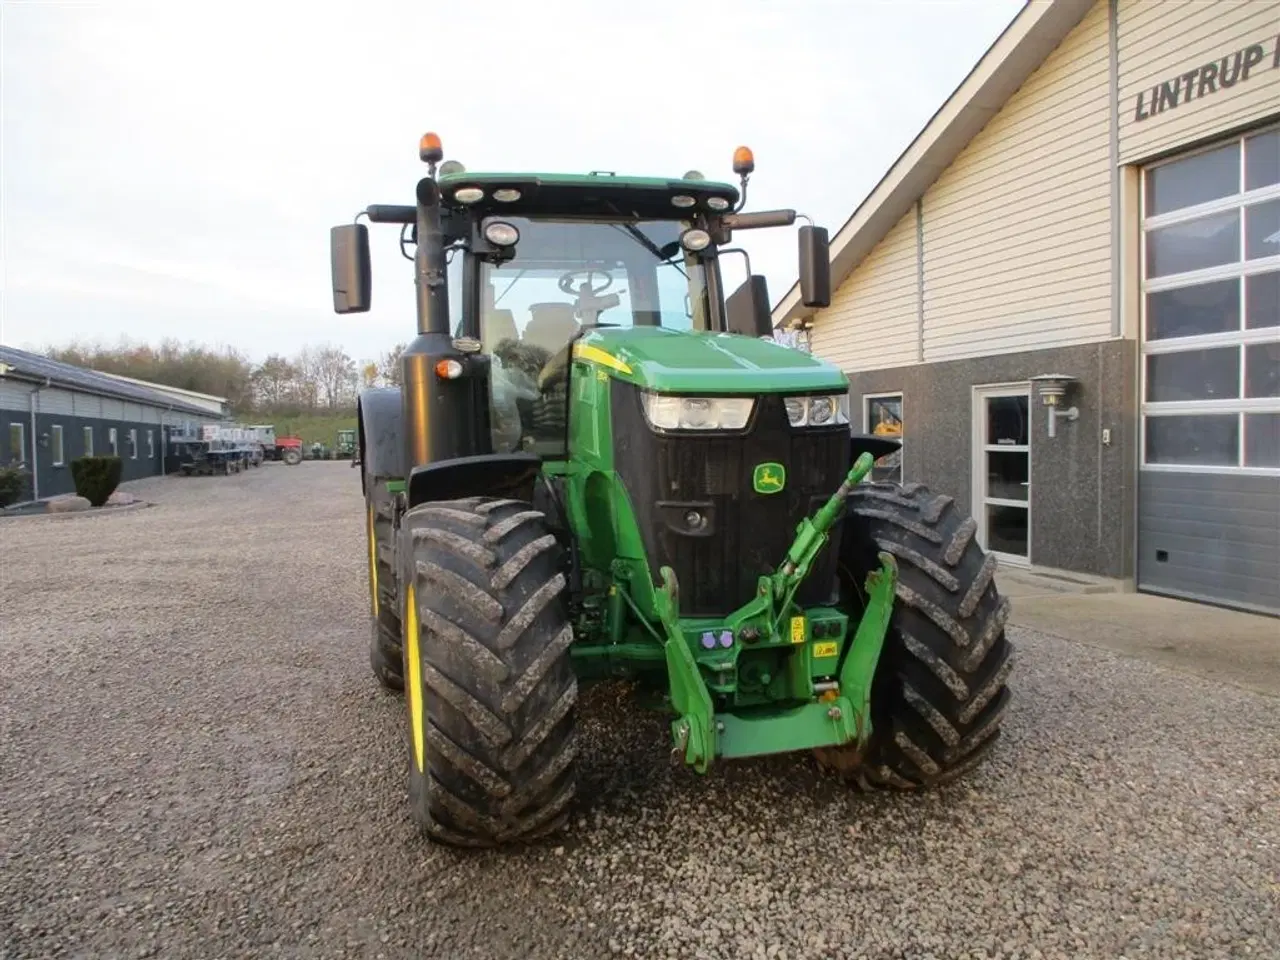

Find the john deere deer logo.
xmin=752 ymin=462 xmax=786 ymax=494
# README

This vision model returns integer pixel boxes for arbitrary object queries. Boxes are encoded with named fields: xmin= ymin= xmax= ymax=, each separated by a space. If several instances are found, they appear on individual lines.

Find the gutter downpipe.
xmin=27 ymin=377 xmax=51 ymax=501
xmin=162 ymin=405 xmax=173 ymax=476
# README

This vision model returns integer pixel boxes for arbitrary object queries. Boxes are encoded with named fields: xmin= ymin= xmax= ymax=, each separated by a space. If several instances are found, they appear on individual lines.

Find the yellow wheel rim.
xmin=404 ymin=580 xmax=425 ymax=773
xmin=366 ymin=501 xmax=379 ymax=618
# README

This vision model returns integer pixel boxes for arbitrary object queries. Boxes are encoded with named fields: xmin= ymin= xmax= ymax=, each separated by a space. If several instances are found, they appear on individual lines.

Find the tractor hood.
xmin=573 ymin=327 xmax=847 ymax=394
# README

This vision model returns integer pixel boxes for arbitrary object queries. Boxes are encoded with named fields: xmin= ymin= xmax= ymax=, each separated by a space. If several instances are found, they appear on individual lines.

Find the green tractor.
xmin=336 ymin=427 xmax=358 ymax=464
xmin=331 ymin=133 xmax=1013 ymax=848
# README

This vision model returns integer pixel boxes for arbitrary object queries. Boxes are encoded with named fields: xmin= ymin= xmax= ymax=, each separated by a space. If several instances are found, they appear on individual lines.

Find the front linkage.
xmin=655 ymin=452 xmax=898 ymax=772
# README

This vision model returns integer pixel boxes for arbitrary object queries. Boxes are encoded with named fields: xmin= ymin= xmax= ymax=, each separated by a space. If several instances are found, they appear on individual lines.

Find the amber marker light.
xmin=435 ymin=358 xmax=463 ymax=380
xmin=419 ymin=132 xmax=444 ymax=164
xmin=732 ymin=145 xmax=755 ymax=177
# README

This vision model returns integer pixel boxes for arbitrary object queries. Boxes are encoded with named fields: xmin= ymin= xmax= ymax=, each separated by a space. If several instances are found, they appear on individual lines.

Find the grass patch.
xmin=262 ymin=414 xmax=358 ymax=449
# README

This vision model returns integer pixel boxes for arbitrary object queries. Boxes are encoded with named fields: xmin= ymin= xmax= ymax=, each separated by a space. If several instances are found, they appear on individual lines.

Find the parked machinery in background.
xmin=336 ymin=428 xmax=357 ymax=464
xmin=248 ymin=424 xmax=304 ymax=465
xmin=167 ymin=423 xmax=265 ymax=476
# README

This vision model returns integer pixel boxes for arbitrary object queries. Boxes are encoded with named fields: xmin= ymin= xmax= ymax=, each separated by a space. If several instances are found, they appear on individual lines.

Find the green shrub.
xmin=70 ymin=455 xmax=123 ymax=507
xmin=0 ymin=461 xmax=29 ymax=508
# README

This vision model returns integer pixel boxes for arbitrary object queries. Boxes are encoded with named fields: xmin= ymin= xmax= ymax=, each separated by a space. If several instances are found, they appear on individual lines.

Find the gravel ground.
xmin=2 ymin=462 xmax=1277 ymax=960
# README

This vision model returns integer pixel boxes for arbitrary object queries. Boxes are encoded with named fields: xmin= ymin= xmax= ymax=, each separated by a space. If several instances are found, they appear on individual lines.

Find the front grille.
xmin=611 ymin=382 xmax=849 ymax=617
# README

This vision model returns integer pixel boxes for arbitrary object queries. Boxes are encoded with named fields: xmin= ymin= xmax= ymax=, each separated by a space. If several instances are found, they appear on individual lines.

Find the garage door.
xmin=1138 ymin=124 xmax=1280 ymax=615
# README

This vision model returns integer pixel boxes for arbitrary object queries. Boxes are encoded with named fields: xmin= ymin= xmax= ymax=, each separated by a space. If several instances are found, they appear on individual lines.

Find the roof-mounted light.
xmin=732 ymin=145 xmax=755 ymax=176
xmin=706 ymin=196 xmax=730 ymax=211
xmin=438 ymin=159 xmax=466 ymax=177
xmin=683 ymin=170 xmax=705 ymax=181
xmin=453 ymin=187 xmax=484 ymax=204
xmin=492 ymin=188 xmax=521 ymax=202
xmin=671 ymin=194 xmax=696 ymax=209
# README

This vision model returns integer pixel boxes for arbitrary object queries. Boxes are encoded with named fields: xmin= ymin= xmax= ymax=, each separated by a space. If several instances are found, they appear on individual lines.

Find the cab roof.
xmin=435 ymin=170 xmax=739 ymax=220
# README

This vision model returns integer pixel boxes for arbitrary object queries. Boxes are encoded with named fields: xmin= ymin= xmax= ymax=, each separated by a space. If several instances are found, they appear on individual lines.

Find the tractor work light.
xmin=784 ymin=394 xmax=850 ymax=428
xmin=439 ymin=160 xmax=466 ymax=177
xmin=679 ymin=228 xmax=712 ymax=252
xmin=453 ymin=187 xmax=484 ymax=204
xmin=641 ymin=393 xmax=755 ymax=432
xmin=492 ymin=188 xmax=521 ymax=202
xmin=706 ymin=196 xmax=730 ymax=211
xmin=483 ymin=221 xmax=520 ymax=247
xmin=671 ymin=194 xmax=697 ymax=208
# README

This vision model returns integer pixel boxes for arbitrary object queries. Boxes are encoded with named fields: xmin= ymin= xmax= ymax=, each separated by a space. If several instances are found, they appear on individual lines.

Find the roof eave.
xmin=772 ymin=0 xmax=1096 ymax=328
xmin=1 ymin=368 xmax=215 ymax=419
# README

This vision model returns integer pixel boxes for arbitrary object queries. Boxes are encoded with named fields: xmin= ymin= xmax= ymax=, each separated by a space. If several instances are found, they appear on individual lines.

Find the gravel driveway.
xmin=2 ymin=462 xmax=1277 ymax=960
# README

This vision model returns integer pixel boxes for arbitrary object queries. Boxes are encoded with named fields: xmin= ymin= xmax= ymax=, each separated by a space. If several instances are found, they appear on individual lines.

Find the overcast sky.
xmin=1 ymin=0 xmax=1023 ymax=368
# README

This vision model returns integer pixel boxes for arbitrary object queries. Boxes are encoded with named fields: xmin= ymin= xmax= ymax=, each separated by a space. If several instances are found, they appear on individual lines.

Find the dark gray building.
xmin=0 ymin=345 xmax=226 ymax=502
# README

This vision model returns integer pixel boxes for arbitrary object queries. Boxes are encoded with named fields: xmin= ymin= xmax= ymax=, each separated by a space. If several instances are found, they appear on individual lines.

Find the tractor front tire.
xmin=366 ymin=478 xmax=403 ymax=691
xmin=398 ymin=497 xmax=578 ymax=847
xmin=283 ymin=449 xmax=302 ymax=466
xmin=817 ymin=480 xmax=1014 ymax=789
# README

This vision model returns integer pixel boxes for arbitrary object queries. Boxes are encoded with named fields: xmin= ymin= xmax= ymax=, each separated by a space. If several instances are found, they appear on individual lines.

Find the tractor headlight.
xmin=641 ymin=393 xmax=755 ymax=431
xmin=784 ymin=394 xmax=849 ymax=428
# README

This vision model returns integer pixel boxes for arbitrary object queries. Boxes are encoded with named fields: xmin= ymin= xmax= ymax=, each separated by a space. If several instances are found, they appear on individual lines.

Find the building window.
xmin=108 ymin=427 xmax=118 ymax=456
xmin=129 ymin=429 xmax=138 ymax=459
xmin=147 ymin=430 xmax=155 ymax=459
xmin=1141 ymin=125 xmax=1280 ymax=472
xmin=83 ymin=426 xmax=94 ymax=456
xmin=8 ymin=423 xmax=25 ymax=466
xmin=864 ymin=393 xmax=904 ymax=483
xmin=51 ymin=425 xmax=64 ymax=466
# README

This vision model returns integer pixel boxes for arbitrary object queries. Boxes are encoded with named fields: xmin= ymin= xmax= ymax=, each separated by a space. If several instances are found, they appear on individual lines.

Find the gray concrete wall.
xmin=846 ymin=339 xmax=1138 ymax=580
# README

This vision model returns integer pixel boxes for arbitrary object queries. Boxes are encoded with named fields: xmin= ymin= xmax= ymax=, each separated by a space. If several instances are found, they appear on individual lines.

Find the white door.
xmin=972 ymin=384 xmax=1031 ymax=565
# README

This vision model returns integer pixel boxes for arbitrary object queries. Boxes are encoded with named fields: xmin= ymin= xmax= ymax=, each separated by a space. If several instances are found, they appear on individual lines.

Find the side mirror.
xmin=331 ymin=223 xmax=372 ymax=314
xmin=798 ymin=225 xmax=831 ymax=309
xmin=726 ymin=275 xmax=772 ymax=338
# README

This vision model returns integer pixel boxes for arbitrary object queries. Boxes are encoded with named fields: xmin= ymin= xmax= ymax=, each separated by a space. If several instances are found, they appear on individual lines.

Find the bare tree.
xmin=312 ymin=343 xmax=357 ymax=409
xmin=378 ymin=342 xmax=407 ymax=387
xmin=252 ymin=355 xmax=298 ymax=409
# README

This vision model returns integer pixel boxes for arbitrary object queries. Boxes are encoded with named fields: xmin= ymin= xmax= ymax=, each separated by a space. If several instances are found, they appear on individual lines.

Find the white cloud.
xmin=1 ymin=0 xmax=1023 ymax=363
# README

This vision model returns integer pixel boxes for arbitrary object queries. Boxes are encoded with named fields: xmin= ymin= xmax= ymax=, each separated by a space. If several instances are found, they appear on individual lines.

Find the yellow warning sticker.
xmin=812 ymin=641 xmax=838 ymax=659
xmin=789 ymin=616 xmax=806 ymax=644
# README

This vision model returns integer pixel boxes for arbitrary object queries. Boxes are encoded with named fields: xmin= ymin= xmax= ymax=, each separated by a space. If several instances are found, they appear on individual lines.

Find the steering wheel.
xmin=558 ymin=268 xmax=614 ymax=298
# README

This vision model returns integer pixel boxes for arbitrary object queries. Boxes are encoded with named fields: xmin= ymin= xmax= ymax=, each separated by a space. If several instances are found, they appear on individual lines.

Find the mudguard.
xmin=851 ymin=433 xmax=900 ymax=465
xmin=408 ymin=453 xmax=542 ymax=509
xmin=357 ymin=387 xmax=405 ymax=495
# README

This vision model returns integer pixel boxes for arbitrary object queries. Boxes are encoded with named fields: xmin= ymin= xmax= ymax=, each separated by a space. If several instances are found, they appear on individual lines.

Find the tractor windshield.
xmin=469 ymin=217 xmax=713 ymax=352
xmin=464 ymin=216 xmax=716 ymax=456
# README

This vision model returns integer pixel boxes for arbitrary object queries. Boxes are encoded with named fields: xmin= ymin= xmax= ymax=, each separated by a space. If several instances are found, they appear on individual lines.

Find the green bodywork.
xmin=530 ymin=325 xmax=897 ymax=770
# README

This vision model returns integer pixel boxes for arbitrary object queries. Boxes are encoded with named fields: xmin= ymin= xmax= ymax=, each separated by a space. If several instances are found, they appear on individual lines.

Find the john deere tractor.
xmin=332 ymin=133 xmax=1013 ymax=848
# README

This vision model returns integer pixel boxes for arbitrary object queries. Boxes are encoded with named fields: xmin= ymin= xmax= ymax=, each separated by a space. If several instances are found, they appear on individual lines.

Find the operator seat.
xmin=483 ymin=309 xmax=519 ymax=353
xmin=523 ymin=302 xmax=581 ymax=355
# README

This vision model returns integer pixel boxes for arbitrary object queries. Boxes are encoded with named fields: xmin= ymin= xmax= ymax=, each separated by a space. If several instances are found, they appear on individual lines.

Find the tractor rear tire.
xmin=397 ymin=497 xmax=578 ymax=847
xmin=283 ymin=449 xmax=302 ymax=466
xmin=366 ymin=478 xmax=403 ymax=692
xmin=816 ymin=480 xmax=1014 ymax=789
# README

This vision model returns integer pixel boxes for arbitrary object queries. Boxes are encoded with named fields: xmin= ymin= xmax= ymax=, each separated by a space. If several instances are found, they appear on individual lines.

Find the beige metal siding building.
xmin=775 ymin=0 xmax=1280 ymax=615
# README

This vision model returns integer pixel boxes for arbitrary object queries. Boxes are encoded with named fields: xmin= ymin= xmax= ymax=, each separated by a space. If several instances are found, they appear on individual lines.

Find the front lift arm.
xmin=656 ymin=452 xmax=900 ymax=772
